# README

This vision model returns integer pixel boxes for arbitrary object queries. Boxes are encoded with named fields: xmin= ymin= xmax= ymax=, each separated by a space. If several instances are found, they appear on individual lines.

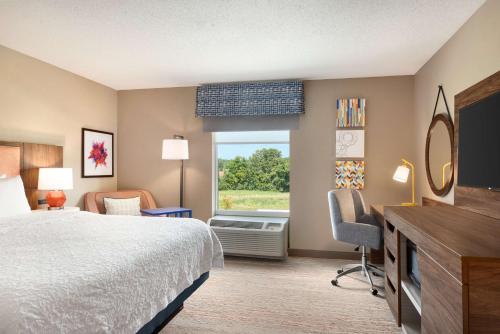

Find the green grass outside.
xmin=218 ymin=190 xmax=289 ymax=211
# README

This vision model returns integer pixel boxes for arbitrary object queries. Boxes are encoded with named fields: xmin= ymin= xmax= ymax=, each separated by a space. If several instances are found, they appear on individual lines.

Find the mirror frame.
xmin=425 ymin=113 xmax=454 ymax=196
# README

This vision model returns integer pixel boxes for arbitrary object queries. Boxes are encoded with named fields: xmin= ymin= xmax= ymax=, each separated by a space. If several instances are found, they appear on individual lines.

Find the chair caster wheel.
xmin=371 ymin=289 xmax=378 ymax=296
xmin=331 ymin=279 xmax=338 ymax=286
xmin=372 ymin=272 xmax=379 ymax=277
xmin=337 ymin=269 xmax=343 ymax=274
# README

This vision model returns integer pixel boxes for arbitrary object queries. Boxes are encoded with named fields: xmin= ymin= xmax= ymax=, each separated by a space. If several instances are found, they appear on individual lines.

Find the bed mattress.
xmin=0 ymin=211 xmax=223 ymax=333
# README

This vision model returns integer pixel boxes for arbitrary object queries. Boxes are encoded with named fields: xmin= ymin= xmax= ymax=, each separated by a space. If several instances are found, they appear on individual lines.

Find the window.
xmin=214 ymin=131 xmax=290 ymax=216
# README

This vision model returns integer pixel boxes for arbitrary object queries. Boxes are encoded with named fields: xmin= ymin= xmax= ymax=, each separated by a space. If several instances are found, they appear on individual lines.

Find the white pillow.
xmin=104 ymin=197 xmax=141 ymax=216
xmin=0 ymin=175 xmax=31 ymax=218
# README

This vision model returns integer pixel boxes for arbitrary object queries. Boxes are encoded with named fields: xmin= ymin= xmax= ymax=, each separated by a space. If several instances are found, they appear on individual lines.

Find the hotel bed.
xmin=0 ymin=141 xmax=223 ymax=333
xmin=0 ymin=210 xmax=223 ymax=333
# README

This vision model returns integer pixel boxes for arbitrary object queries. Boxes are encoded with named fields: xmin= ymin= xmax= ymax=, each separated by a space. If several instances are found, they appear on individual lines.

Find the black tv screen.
xmin=458 ymin=91 xmax=500 ymax=189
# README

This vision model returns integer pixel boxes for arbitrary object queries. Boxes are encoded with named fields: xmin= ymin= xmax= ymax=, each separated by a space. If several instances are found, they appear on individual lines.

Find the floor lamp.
xmin=162 ymin=135 xmax=189 ymax=207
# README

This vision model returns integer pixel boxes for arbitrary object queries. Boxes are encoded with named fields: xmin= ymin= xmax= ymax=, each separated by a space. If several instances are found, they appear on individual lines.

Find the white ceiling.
xmin=0 ymin=0 xmax=485 ymax=90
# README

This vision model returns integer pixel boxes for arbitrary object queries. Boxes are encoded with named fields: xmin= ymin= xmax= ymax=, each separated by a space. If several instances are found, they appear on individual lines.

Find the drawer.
xmin=384 ymin=219 xmax=398 ymax=254
xmin=384 ymin=246 xmax=398 ymax=284
xmin=385 ymin=275 xmax=399 ymax=324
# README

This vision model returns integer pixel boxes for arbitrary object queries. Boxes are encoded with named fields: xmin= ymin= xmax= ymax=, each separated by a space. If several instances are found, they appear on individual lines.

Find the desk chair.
xmin=327 ymin=189 xmax=384 ymax=295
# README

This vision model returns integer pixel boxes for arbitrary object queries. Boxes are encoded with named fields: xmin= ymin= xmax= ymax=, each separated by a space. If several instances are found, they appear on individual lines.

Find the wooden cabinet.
xmin=384 ymin=219 xmax=398 ymax=255
xmin=419 ymin=250 xmax=464 ymax=334
xmin=385 ymin=273 xmax=399 ymax=324
xmin=383 ymin=218 xmax=401 ymax=326
xmin=370 ymin=205 xmax=386 ymax=264
xmin=384 ymin=205 xmax=500 ymax=333
xmin=371 ymin=205 xmax=401 ymax=325
xmin=467 ymin=260 xmax=500 ymax=332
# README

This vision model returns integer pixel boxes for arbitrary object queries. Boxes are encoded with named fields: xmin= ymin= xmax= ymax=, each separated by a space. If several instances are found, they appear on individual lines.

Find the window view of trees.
xmin=218 ymin=148 xmax=290 ymax=211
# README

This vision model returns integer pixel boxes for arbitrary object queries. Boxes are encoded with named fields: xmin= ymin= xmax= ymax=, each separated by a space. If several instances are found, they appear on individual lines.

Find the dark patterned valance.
xmin=196 ymin=80 xmax=304 ymax=117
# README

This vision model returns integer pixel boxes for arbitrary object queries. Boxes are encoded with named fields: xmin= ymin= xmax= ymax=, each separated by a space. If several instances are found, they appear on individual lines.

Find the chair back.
xmin=84 ymin=189 xmax=157 ymax=214
xmin=327 ymin=189 xmax=366 ymax=240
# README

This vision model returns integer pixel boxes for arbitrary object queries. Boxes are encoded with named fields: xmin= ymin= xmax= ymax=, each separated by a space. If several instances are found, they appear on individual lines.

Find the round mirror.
xmin=425 ymin=114 xmax=454 ymax=196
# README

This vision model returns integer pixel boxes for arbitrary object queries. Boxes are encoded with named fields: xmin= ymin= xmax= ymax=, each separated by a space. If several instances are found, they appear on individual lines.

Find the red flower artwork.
xmin=88 ymin=141 xmax=108 ymax=168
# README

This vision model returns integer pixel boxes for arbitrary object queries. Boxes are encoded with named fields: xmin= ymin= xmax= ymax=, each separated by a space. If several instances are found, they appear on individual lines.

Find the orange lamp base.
xmin=46 ymin=190 xmax=66 ymax=209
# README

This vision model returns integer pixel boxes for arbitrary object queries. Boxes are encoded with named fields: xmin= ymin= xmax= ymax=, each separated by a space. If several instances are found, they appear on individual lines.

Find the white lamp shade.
xmin=393 ymin=165 xmax=410 ymax=183
xmin=162 ymin=139 xmax=189 ymax=160
xmin=38 ymin=168 xmax=74 ymax=190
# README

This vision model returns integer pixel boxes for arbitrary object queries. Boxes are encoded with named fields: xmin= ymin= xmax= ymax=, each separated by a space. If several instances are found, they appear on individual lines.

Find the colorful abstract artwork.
xmin=89 ymin=142 xmax=108 ymax=168
xmin=336 ymin=160 xmax=365 ymax=189
xmin=337 ymin=98 xmax=366 ymax=128
xmin=336 ymin=129 xmax=364 ymax=158
xmin=82 ymin=128 xmax=114 ymax=177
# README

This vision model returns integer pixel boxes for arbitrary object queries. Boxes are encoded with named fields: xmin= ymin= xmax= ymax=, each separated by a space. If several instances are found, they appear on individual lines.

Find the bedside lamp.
xmin=162 ymin=135 xmax=189 ymax=207
xmin=393 ymin=159 xmax=416 ymax=206
xmin=38 ymin=168 xmax=73 ymax=210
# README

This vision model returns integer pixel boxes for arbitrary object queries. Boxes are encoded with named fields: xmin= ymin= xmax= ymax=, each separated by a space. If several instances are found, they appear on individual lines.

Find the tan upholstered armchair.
xmin=84 ymin=190 xmax=157 ymax=214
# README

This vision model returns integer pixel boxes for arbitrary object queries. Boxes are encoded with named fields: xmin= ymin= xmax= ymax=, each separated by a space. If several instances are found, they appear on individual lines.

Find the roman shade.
xmin=196 ymin=80 xmax=304 ymax=117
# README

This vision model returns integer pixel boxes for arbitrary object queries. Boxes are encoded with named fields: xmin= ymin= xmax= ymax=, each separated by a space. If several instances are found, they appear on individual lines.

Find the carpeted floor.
xmin=164 ymin=256 xmax=400 ymax=334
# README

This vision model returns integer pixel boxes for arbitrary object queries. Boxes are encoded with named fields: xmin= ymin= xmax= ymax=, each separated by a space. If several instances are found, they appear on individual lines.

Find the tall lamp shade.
xmin=162 ymin=139 xmax=189 ymax=160
xmin=162 ymin=136 xmax=189 ymax=207
xmin=38 ymin=168 xmax=73 ymax=209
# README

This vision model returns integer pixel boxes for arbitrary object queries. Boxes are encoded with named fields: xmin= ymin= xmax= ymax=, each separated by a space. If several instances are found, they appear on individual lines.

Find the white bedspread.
xmin=0 ymin=211 xmax=223 ymax=333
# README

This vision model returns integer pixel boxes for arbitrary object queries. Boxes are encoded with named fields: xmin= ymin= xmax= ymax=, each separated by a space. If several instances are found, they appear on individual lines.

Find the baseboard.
xmin=288 ymin=248 xmax=360 ymax=260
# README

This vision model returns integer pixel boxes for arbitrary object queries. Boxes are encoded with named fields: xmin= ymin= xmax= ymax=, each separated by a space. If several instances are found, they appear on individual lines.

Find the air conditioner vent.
xmin=208 ymin=215 xmax=288 ymax=259
xmin=210 ymin=220 xmax=264 ymax=229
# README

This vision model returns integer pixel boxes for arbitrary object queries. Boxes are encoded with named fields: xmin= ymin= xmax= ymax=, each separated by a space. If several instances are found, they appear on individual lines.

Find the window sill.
xmin=214 ymin=210 xmax=289 ymax=218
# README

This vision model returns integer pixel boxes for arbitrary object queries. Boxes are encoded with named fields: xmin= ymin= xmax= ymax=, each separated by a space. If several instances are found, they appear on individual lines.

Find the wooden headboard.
xmin=0 ymin=141 xmax=63 ymax=209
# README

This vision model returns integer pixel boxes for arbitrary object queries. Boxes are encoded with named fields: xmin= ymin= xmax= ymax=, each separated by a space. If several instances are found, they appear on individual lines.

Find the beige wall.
xmin=117 ymin=88 xmax=213 ymax=221
xmin=290 ymin=77 xmax=414 ymax=252
xmin=4 ymin=0 xmax=495 ymax=252
xmin=414 ymin=0 xmax=500 ymax=204
xmin=118 ymin=76 xmax=415 ymax=252
xmin=0 ymin=45 xmax=117 ymax=207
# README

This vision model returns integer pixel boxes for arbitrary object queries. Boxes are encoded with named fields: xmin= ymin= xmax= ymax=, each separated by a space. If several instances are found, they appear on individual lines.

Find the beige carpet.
xmin=164 ymin=257 xmax=400 ymax=334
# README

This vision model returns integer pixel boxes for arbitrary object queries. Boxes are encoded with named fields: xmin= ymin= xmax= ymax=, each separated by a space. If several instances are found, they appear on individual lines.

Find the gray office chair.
xmin=327 ymin=189 xmax=384 ymax=295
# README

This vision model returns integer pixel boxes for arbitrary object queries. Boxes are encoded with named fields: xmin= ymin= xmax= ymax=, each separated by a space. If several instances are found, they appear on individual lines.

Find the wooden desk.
xmin=370 ymin=204 xmax=386 ymax=264
xmin=384 ymin=205 xmax=500 ymax=333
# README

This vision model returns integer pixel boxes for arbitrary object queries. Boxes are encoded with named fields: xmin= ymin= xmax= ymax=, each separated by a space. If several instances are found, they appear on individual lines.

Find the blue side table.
xmin=141 ymin=207 xmax=193 ymax=218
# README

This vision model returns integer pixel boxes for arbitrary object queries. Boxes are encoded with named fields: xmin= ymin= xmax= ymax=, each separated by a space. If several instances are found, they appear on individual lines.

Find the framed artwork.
xmin=336 ymin=160 xmax=365 ymax=189
xmin=336 ymin=129 xmax=364 ymax=158
xmin=337 ymin=97 xmax=366 ymax=128
xmin=82 ymin=128 xmax=114 ymax=178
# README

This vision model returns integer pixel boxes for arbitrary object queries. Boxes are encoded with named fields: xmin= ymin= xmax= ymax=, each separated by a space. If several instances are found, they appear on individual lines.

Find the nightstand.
xmin=141 ymin=207 xmax=192 ymax=218
xmin=34 ymin=206 xmax=81 ymax=212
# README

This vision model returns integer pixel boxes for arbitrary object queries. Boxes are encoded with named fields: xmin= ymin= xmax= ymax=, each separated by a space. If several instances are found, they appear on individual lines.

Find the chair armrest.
xmin=357 ymin=214 xmax=380 ymax=227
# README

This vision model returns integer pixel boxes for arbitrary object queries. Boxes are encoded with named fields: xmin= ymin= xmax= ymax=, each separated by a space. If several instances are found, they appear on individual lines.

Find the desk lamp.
xmin=442 ymin=161 xmax=452 ymax=188
xmin=393 ymin=159 xmax=416 ymax=206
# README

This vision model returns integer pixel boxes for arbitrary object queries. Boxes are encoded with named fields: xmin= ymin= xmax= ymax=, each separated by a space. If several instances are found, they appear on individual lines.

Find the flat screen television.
xmin=458 ymin=91 xmax=500 ymax=189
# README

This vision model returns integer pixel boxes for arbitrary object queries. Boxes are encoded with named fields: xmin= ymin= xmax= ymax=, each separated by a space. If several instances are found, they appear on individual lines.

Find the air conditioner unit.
xmin=208 ymin=215 xmax=288 ymax=259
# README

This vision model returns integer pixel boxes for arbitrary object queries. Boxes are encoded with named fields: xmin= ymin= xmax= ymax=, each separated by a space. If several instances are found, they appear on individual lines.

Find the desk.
xmin=369 ymin=204 xmax=387 ymax=264
xmin=384 ymin=205 xmax=500 ymax=333
xmin=141 ymin=207 xmax=192 ymax=218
